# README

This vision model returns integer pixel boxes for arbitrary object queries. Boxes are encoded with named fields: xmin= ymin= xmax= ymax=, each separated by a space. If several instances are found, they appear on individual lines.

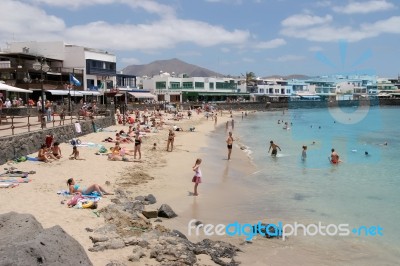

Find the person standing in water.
xmin=226 ymin=131 xmax=234 ymax=160
xmin=268 ymin=141 xmax=281 ymax=157
xmin=301 ymin=145 xmax=307 ymax=161
xmin=330 ymin=148 xmax=340 ymax=164
xmin=192 ymin=158 xmax=202 ymax=196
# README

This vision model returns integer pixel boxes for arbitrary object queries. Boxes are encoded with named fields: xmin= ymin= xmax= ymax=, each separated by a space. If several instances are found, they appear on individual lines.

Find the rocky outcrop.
xmin=0 ymin=212 xmax=92 ymax=266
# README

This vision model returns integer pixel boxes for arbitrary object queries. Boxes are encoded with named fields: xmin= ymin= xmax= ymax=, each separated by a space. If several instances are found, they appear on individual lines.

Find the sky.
xmin=0 ymin=0 xmax=399 ymax=78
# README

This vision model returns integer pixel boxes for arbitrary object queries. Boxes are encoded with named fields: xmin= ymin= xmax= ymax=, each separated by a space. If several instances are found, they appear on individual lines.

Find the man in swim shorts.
xmin=268 ymin=140 xmax=281 ymax=156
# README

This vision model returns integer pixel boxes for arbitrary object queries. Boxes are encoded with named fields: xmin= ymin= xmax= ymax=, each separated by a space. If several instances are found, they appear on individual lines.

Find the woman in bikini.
xmin=38 ymin=144 xmax=51 ymax=163
xmin=134 ymin=132 xmax=142 ymax=160
xmin=167 ymin=129 xmax=175 ymax=152
xmin=67 ymin=178 xmax=113 ymax=196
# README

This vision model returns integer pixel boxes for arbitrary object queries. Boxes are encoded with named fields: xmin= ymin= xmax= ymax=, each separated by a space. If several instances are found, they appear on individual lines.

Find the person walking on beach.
xmin=167 ymin=129 xmax=175 ymax=152
xmin=214 ymin=113 xmax=218 ymax=125
xmin=226 ymin=131 xmax=234 ymax=160
xmin=301 ymin=145 xmax=307 ymax=161
xmin=268 ymin=141 xmax=281 ymax=157
xmin=231 ymin=119 xmax=235 ymax=130
xmin=192 ymin=158 xmax=202 ymax=196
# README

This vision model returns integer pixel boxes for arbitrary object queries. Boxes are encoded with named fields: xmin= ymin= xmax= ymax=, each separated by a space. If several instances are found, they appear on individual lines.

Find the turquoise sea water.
xmin=198 ymin=106 xmax=400 ymax=263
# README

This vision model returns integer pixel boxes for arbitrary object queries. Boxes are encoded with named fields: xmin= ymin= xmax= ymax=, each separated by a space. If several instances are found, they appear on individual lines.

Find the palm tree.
xmin=246 ymin=72 xmax=257 ymax=93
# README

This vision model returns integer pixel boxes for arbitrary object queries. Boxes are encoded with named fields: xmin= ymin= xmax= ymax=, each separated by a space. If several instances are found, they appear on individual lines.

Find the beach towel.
xmin=74 ymin=122 xmax=82 ymax=133
xmin=0 ymin=172 xmax=28 ymax=178
xmin=0 ymin=177 xmax=30 ymax=183
xmin=26 ymin=156 xmax=39 ymax=162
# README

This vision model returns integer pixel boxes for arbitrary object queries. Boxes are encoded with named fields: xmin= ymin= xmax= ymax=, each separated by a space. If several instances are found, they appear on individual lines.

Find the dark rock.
xmin=105 ymin=261 xmax=127 ymax=266
xmin=255 ymin=223 xmax=281 ymax=239
xmin=194 ymin=239 xmax=241 ymax=266
xmin=154 ymin=218 xmax=163 ymax=222
xmin=144 ymin=194 xmax=157 ymax=204
xmin=195 ymin=220 xmax=203 ymax=226
xmin=0 ymin=212 xmax=92 ymax=265
xmin=85 ymin=228 xmax=94 ymax=232
xmin=142 ymin=210 xmax=158 ymax=219
xmin=157 ymin=204 xmax=177 ymax=218
xmin=170 ymin=230 xmax=188 ymax=240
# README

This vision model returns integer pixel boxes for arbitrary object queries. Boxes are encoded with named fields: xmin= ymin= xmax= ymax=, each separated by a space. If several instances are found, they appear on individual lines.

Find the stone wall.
xmin=0 ymin=115 xmax=115 ymax=165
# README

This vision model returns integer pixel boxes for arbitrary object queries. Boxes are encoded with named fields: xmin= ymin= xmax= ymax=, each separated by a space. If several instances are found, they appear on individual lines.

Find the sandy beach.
xmin=0 ymin=108 xmax=256 ymax=265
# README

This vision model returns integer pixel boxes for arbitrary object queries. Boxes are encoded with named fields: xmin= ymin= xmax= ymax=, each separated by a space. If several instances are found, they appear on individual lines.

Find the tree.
xmin=245 ymin=72 xmax=257 ymax=93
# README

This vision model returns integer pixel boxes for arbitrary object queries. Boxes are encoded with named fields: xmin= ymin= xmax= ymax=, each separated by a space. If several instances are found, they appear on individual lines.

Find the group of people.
xmin=37 ymin=133 xmax=84 ymax=162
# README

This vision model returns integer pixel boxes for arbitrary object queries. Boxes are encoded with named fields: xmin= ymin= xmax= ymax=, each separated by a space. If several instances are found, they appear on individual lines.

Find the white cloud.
xmin=0 ymin=0 xmax=250 ymax=52
xmin=120 ymin=57 xmax=141 ymax=65
xmin=309 ymin=46 xmax=323 ymax=51
xmin=281 ymin=14 xmax=332 ymax=28
xmin=281 ymin=15 xmax=400 ymax=42
xmin=242 ymin=57 xmax=255 ymax=63
xmin=31 ymin=0 xmax=176 ymax=18
xmin=333 ymin=0 xmax=395 ymax=14
xmin=253 ymin=38 xmax=286 ymax=49
xmin=316 ymin=0 xmax=331 ymax=7
xmin=221 ymin=47 xmax=231 ymax=53
xmin=0 ymin=1 xmax=65 ymax=41
xmin=267 ymin=55 xmax=306 ymax=62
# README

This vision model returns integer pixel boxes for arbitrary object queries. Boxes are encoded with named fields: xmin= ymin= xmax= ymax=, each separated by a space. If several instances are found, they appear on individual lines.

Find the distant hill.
xmin=263 ymin=74 xmax=309 ymax=80
xmin=121 ymin=58 xmax=223 ymax=77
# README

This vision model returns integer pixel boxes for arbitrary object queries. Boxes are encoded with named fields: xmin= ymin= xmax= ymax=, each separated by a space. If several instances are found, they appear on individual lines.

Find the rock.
xmin=194 ymin=239 xmax=241 ymax=266
xmin=85 ymin=227 xmax=94 ymax=232
xmin=123 ymin=200 xmax=144 ymax=214
xmin=105 ymin=261 xmax=127 ymax=266
xmin=195 ymin=220 xmax=203 ymax=226
xmin=135 ymin=196 xmax=145 ymax=201
xmin=0 ymin=212 xmax=92 ymax=265
xmin=257 ymin=223 xmax=281 ymax=239
xmin=154 ymin=218 xmax=163 ymax=222
xmin=89 ymin=235 xmax=109 ymax=243
xmin=157 ymin=204 xmax=177 ymax=218
xmin=144 ymin=194 xmax=157 ymax=204
xmin=89 ymin=238 xmax=126 ymax=252
xmin=170 ymin=230 xmax=188 ymax=240
xmin=142 ymin=210 xmax=158 ymax=219
xmin=128 ymin=246 xmax=146 ymax=262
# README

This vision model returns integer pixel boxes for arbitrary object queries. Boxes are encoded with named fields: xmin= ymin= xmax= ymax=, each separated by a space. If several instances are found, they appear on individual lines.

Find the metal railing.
xmin=0 ymin=109 xmax=109 ymax=136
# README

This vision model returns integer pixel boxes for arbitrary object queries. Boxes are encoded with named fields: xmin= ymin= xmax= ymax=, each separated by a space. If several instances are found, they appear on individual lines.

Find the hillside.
xmin=121 ymin=58 xmax=223 ymax=77
xmin=263 ymin=74 xmax=309 ymax=80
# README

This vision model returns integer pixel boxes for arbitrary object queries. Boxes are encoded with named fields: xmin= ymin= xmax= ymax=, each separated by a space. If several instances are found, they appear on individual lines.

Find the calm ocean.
xmin=197 ymin=105 xmax=400 ymax=264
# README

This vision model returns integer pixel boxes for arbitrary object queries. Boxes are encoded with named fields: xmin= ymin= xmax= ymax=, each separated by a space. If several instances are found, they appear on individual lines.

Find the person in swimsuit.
xmin=301 ymin=145 xmax=307 ymax=161
xmin=268 ymin=141 xmax=281 ymax=157
xmin=38 ymin=144 xmax=52 ymax=163
xmin=67 ymin=178 xmax=113 ymax=196
xmin=330 ymin=148 xmax=340 ymax=164
xmin=134 ymin=132 xmax=142 ymax=160
xmin=167 ymin=129 xmax=175 ymax=152
xmin=226 ymin=131 xmax=234 ymax=160
xmin=69 ymin=146 xmax=85 ymax=160
xmin=51 ymin=142 xmax=62 ymax=159
xmin=192 ymin=158 xmax=202 ymax=196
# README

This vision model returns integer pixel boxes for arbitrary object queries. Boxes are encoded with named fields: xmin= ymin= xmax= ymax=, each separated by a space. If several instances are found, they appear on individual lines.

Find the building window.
xmin=260 ymin=89 xmax=264 ymax=93
xmin=195 ymin=82 xmax=204 ymax=88
xmin=156 ymin=82 xmax=166 ymax=89
xmin=209 ymin=82 xmax=214 ymax=89
xmin=170 ymin=82 xmax=180 ymax=89
xmin=183 ymin=82 xmax=193 ymax=89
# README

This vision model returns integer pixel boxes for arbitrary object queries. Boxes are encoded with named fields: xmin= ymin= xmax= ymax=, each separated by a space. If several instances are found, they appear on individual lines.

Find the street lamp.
xmin=32 ymin=58 xmax=50 ymax=128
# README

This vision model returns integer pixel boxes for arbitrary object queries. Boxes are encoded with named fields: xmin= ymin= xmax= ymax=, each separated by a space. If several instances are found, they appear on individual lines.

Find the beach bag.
xmin=67 ymin=194 xmax=84 ymax=207
xmin=99 ymin=146 xmax=107 ymax=153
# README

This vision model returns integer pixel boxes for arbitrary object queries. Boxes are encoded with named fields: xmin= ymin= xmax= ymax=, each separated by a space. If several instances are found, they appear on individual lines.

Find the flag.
xmin=69 ymin=73 xmax=81 ymax=86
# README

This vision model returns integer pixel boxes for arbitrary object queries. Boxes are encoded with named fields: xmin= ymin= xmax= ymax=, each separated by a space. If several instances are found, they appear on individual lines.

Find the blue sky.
xmin=0 ymin=0 xmax=399 ymax=77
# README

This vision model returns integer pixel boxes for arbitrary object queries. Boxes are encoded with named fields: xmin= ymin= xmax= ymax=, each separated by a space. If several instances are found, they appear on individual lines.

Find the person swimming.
xmin=330 ymin=148 xmax=340 ymax=164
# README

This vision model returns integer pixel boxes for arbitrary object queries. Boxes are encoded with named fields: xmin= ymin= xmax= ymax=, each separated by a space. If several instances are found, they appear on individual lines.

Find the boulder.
xmin=157 ymin=204 xmax=177 ymax=218
xmin=144 ymin=194 xmax=157 ymax=204
xmin=0 ymin=212 xmax=92 ymax=266
xmin=142 ymin=210 xmax=158 ymax=219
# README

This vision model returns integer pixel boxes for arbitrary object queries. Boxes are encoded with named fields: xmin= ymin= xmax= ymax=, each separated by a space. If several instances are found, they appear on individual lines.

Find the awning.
xmin=47 ymin=90 xmax=83 ymax=96
xmin=79 ymin=91 xmax=102 ymax=96
xmin=128 ymin=92 xmax=156 ymax=99
xmin=0 ymin=83 xmax=32 ymax=93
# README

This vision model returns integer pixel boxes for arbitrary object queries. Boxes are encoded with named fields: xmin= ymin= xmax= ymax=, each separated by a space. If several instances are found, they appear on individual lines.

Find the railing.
xmin=0 ymin=109 xmax=109 ymax=136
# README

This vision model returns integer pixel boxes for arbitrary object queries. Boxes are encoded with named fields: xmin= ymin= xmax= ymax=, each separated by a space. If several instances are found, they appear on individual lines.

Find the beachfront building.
xmin=0 ymin=41 xmax=116 ymax=103
xmin=142 ymin=72 xmax=249 ymax=103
